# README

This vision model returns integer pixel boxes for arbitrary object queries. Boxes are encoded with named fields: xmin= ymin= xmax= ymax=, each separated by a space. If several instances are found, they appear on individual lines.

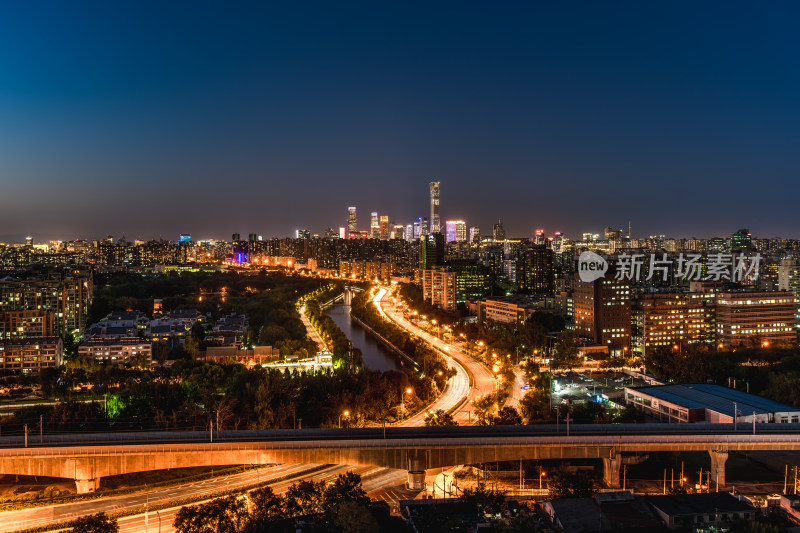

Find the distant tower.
xmin=347 ymin=207 xmax=357 ymax=237
xmin=232 ymin=233 xmax=241 ymax=242
xmin=429 ymin=182 xmax=441 ymax=234
xmin=370 ymin=212 xmax=380 ymax=238
xmin=493 ymin=218 xmax=505 ymax=241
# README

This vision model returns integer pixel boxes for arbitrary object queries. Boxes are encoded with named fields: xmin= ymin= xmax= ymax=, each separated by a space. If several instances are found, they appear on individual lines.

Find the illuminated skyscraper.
xmin=370 ymin=212 xmax=380 ymax=238
xmin=429 ymin=181 xmax=441 ymax=234
xmin=379 ymin=215 xmax=390 ymax=240
xmin=470 ymin=227 xmax=480 ymax=243
xmin=347 ymin=207 xmax=357 ymax=237
xmin=445 ymin=220 xmax=467 ymax=242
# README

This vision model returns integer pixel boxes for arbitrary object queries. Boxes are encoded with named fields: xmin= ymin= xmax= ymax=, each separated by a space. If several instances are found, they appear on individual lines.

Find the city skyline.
xmin=2 ymin=2 xmax=800 ymax=241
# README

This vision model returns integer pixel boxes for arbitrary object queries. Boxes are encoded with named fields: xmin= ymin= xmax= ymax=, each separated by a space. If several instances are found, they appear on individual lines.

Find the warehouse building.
xmin=624 ymin=383 xmax=800 ymax=424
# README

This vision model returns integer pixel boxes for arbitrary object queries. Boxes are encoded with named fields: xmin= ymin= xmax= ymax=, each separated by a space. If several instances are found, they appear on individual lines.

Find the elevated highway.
xmin=1 ymin=424 xmax=799 ymax=492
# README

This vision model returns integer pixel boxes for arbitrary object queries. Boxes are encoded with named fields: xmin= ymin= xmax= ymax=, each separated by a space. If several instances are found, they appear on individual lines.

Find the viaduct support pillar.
xmin=406 ymin=450 xmax=427 ymax=491
xmin=709 ymin=450 xmax=728 ymax=490
xmin=603 ymin=454 xmax=623 ymax=488
xmin=72 ymin=458 xmax=99 ymax=494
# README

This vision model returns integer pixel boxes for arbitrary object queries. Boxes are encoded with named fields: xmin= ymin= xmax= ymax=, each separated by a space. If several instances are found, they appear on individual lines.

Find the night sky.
xmin=2 ymin=1 xmax=800 ymax=242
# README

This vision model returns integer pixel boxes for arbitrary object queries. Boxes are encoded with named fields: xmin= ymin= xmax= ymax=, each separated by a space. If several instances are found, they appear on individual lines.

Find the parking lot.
xmin=550 ymin=371 xmax=651 ymax=412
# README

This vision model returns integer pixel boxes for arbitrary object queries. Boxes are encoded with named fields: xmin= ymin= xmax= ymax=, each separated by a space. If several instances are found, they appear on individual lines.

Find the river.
xmin=326 ymin=301 xmax=400 ymax=372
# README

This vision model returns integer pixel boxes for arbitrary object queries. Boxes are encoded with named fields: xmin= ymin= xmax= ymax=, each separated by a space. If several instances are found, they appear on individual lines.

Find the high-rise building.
xmin=778 ymin=258 xmax=800 ymax=298
xmin=339 ymin=227 xmax=346 ymax=239
xmin=419 ymin=233 xmax=444 ymax=270
xmin=534 ymin=230 xmax=546 ymax=245
xmin=574 ymin=276 xmax=631 ymax=353
xmin=470 ymin=227 xmax=480 ymax=244
xmin=552 ymin=232 xmax=564 ymax=254
xmin=370 ymin=212 xmax=380 ymax=239
xmin=405 ymin=224 xmax=414 ymax=242
xmin=392 ymin=224 xmax=405 ymax=240
xmin=347 ymin=207 xmax=358 ymax=237
xmin=445 ymin=220 xmax=467 ymax=242
xmin=493 ymin=219 xmax=505 ymax=241
xmin=731 ymin=229 xmax=753 ymax=251
xmin=633 ymin=292 xmax=714 ymax=354
xmin=422 ymin=268 xmax=457 ymax=311
xmin=429 ymin=182 xmax=441 ymax=234
xmin=232 ymin=233 xmax=241 ymax=242
xmin=520 ymin=244 xmax=554 ymax=294
xmin=379 ymin=215 xmax=390 ymax=240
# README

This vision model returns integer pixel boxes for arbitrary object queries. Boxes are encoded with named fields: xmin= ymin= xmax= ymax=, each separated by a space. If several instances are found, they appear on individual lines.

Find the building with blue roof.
xmin=624 ymin=383 xmax=800 ymax=423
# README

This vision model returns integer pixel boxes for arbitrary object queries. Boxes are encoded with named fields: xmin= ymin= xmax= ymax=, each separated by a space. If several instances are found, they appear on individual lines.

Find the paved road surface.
xmin=299 ymin=304 xmax=326 ymax=350
xmin=505 ymin=365 xmax=528 ymax=412
xmin=375 ymin=287 xmax=496 ymax=426
xmin=3 ymin=463 xmax=409 ymax=533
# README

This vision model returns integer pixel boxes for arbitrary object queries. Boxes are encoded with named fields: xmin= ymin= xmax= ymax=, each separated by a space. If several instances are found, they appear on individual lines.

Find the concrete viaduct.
xmin=1 ymin=425 xmax=798 ymax=493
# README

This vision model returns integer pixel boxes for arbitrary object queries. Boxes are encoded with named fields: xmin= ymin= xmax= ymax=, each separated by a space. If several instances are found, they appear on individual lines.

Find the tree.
xmin=459 ymin=485 xmax=507 ymax=515
xmin=613 ymin=405 xmax=644 ymax=423
xmin=322 ymin=472 xmax=370 ymax=513
xmin=492 ymin=406 xmax=522 ymax=425
xmin=70 ymin=513 xmax=119 ymax=533
xmin=331 ymin=501 xmax=380 ymax=533
xmin=284 ymin=479 xmax=324 ymax=516
xmin=519 ymin=389 xmax=552 ymax=424
xmin=547 ymin=469 xmax=596 ymax=499
xmin=424 ymin=409 xmax=458 ymax=427
xmin=174 ymin=496 xmax=249 ymax=533
xmin=551 ymin=332 xmax=581 ymax=370
xmin=249 ymin=486 xmax=284 ymax=522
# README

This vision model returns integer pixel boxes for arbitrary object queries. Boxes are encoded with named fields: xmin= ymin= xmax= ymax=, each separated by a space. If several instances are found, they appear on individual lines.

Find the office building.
xmin=715 ymin=291 xmax=796 ymax=347
xmin=493 ymin=219 xmax=505 ymax=241
xmin=429 ymin=181 xmax=441 ymax=234
xmin=633 ymin=292 xmax=714 ymax=353
xmin=370 ymin=212 xmax=380 ymax=238
xmin=445 ymin=220 xmax=467 ymax=242
xmin=379 ymin=215 xmax=390 ymax=240
xmin=470 ymin=227 xmax=480 ymax=244
xmin=347 ymin=207 xmax=358 ymax=237
xmin=574 ymin=276 xmax=631 ymax=353
xmin=520 ymin=244 xmax=554 ymax=294
xmin=419 ymin=233 xmax=444 ymax=270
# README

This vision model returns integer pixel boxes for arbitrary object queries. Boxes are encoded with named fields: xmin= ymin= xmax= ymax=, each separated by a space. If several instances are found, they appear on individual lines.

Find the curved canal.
xmin=326 ymin=300 xmax=400 ymax=372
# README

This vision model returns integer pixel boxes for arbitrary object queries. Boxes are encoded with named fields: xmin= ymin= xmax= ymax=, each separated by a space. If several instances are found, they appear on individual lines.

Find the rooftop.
xmin=629 ymin=383 xmax=798 ymax=417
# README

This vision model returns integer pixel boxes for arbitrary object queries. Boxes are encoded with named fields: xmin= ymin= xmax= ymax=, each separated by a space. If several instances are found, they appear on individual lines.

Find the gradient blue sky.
xmin=1 ymin=1 xmax=799 ymax=242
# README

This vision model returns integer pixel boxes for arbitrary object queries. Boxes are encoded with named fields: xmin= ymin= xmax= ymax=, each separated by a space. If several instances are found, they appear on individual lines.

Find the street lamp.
xmin=401 ymin=388 xmax=413 ymax=418
xmin=339 ymin=410 xmax=350 ymax=428
xmin=540 ymin=470 xmax=546 ymax=491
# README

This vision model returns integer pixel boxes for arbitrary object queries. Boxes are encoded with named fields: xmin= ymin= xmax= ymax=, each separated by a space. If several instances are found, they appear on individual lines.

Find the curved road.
xmin=374 ymin=287 xmax=496 ymax=426
xmin=0 ymin=464 xmax=408 ymax=533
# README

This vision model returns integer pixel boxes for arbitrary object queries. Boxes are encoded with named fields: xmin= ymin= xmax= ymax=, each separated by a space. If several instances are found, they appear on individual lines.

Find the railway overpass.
xmin=1 ymin=424 xmax=799 ymax=493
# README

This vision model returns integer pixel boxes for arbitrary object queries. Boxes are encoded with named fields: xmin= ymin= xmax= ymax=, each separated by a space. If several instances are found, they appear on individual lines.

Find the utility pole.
xmin=623 ymin=465 xmax=627 ymax=491
xmin=663 ymin=469 xmax=667 ymax=494
xmin=39 ymin=414 xmax=43 ymax=444
xmin=210 ymin=419 xmax=213 ymax=443
xmin=24 ymin=424 xmax=27 ymax=448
